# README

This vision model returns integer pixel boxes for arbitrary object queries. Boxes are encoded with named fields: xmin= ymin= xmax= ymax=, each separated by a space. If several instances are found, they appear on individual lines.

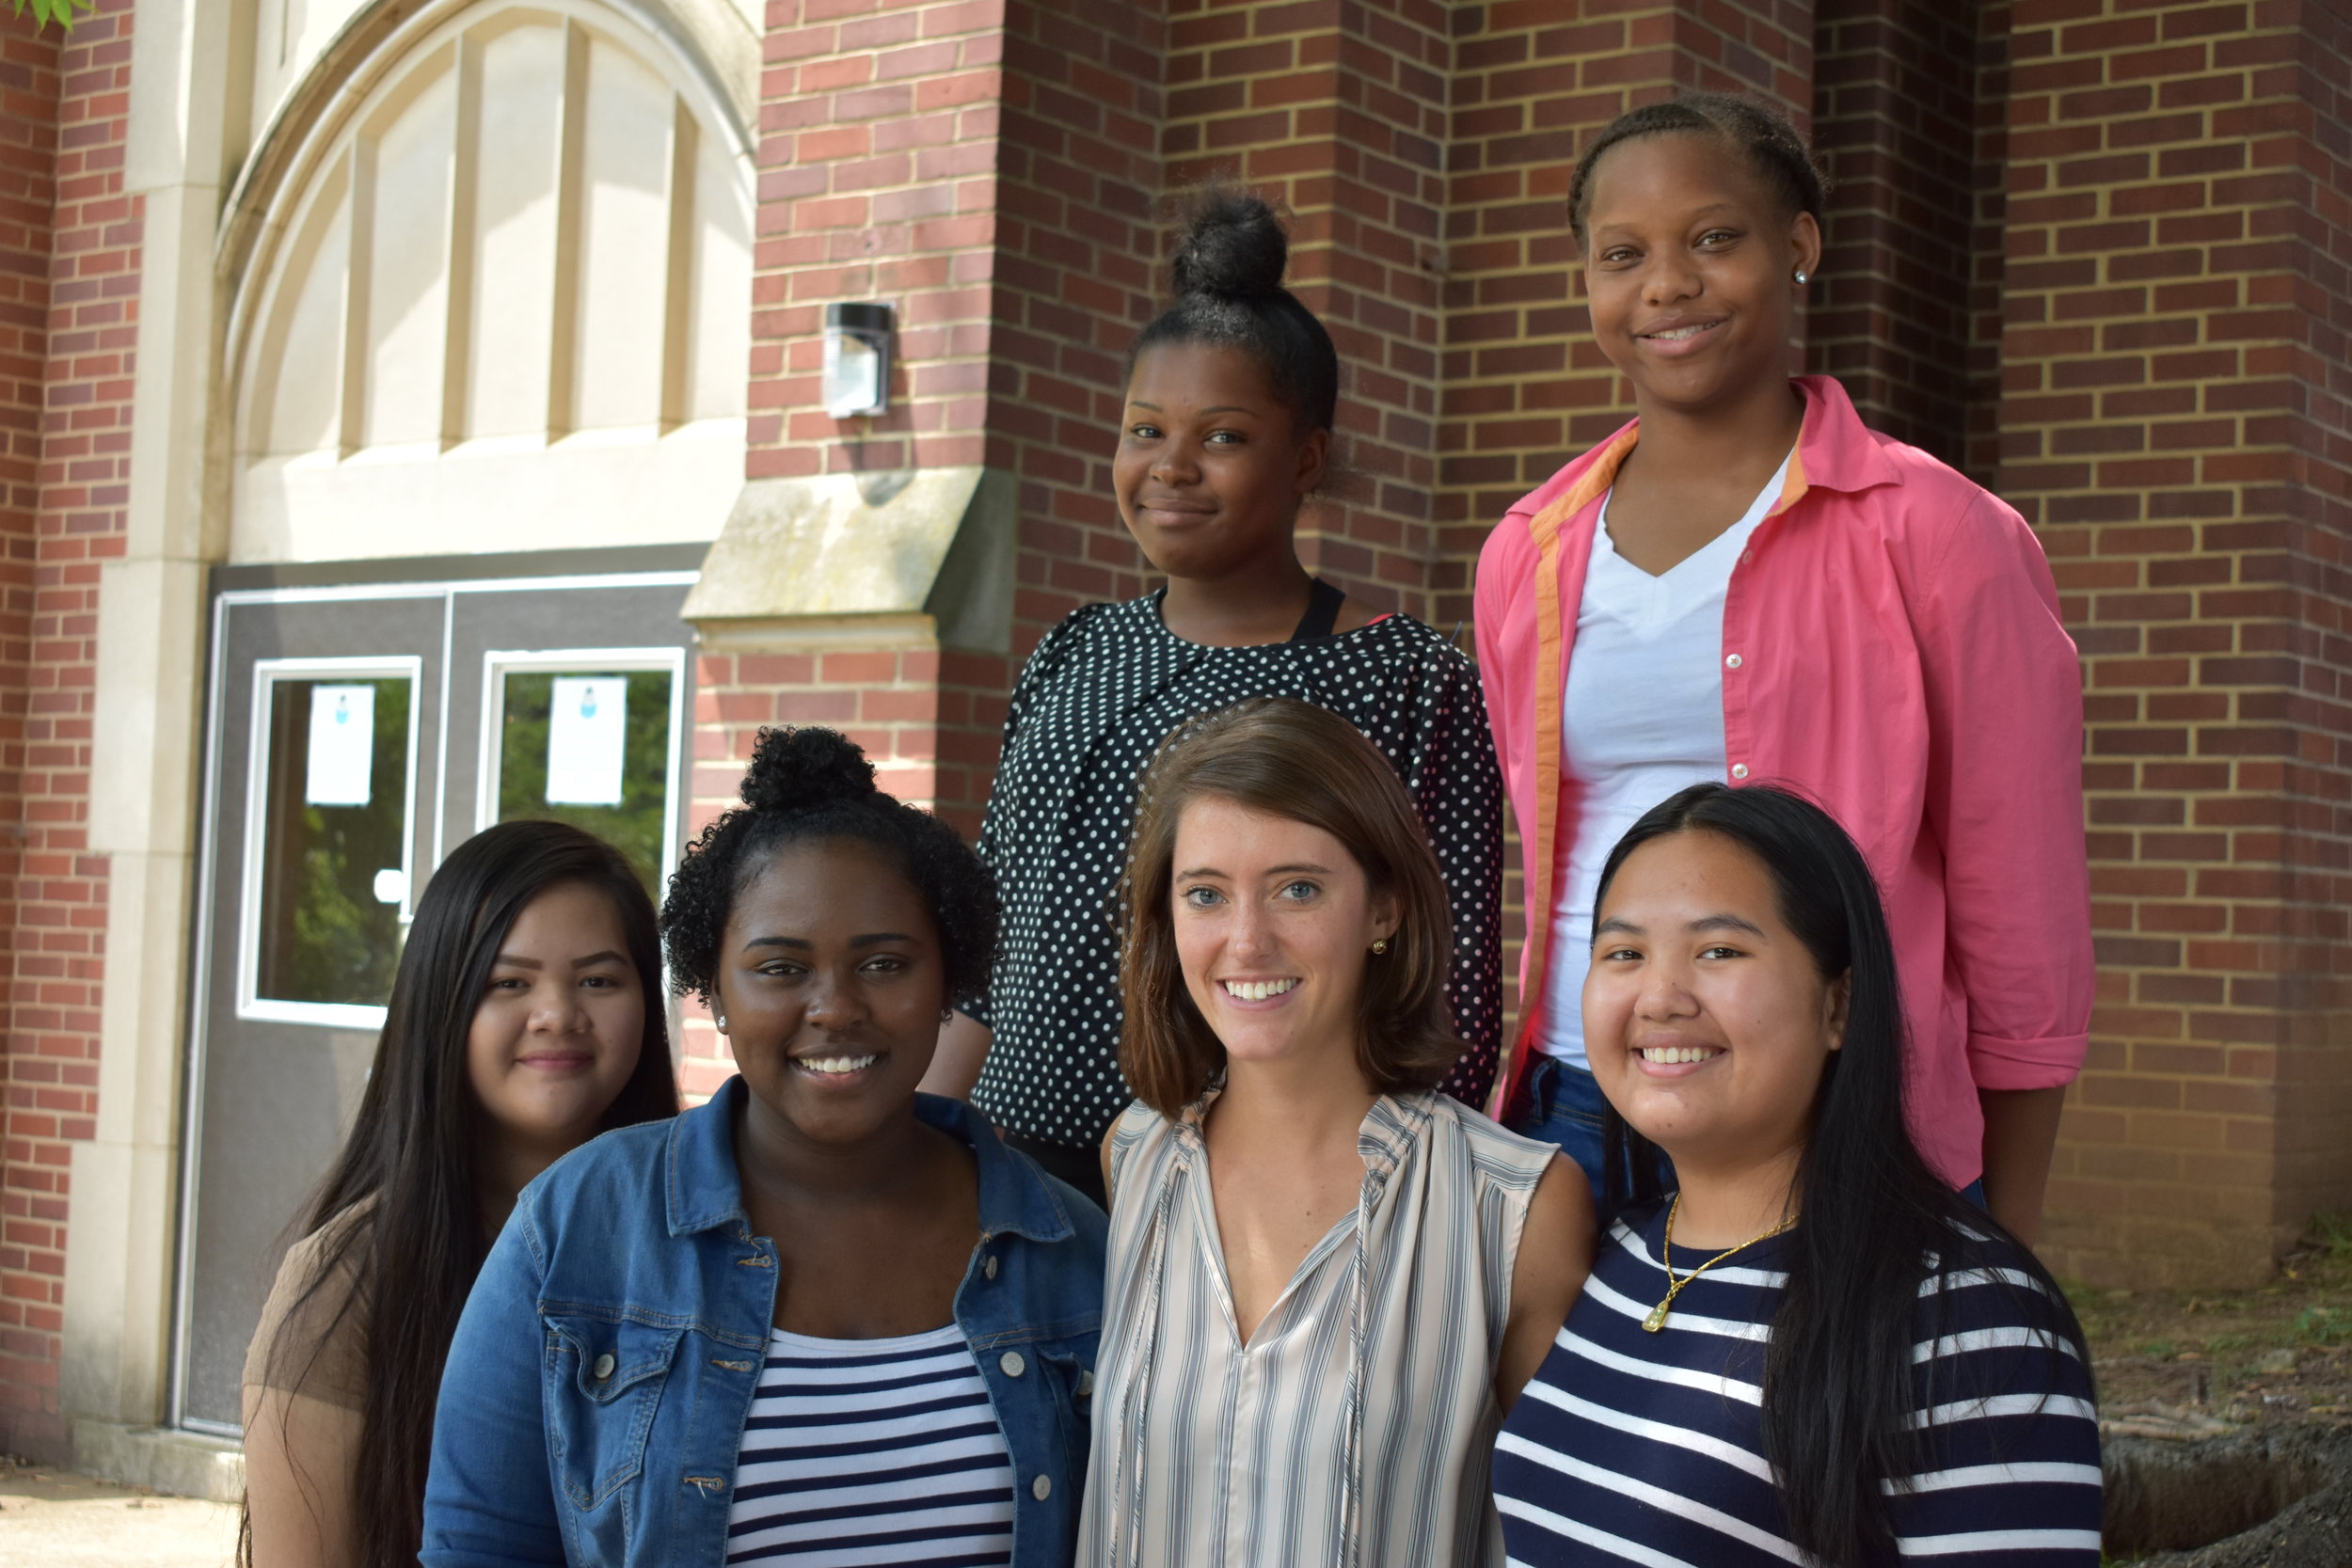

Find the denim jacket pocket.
xmin=543 ymin=1311 xmax=684 ymax=1512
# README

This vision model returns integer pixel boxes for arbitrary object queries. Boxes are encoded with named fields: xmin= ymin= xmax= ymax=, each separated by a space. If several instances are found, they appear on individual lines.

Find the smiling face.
xmin=715 ymin=837 xmax=945 ymax=1147
xmin=1581 ymin=131 xmax=1820 ymax=418
xmin=466 ymin=880 xmax=648 ymax=1164
xmin=1581 ymin=830 xmax=1848 ymax=1173
xmin=1115 ymin=341 xmax=1328 ymax=582
xmin=1168 ymin=795 xmax=1395 ymax=1082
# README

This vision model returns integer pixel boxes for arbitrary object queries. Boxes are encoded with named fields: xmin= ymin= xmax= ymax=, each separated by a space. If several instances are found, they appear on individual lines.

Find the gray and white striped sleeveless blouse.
xmin=1077 ymin=1088 xmax=1554 ymax=1568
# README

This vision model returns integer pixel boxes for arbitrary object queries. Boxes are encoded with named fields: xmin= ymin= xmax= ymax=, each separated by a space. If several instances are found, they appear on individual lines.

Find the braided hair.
xmin=1129 ymin=183 xmax=1340 ymax=436
xmin=1567 ymin=92 xmax=1828 ymax=246
xmin=660 ymin=726 xmax=999 ymax=1011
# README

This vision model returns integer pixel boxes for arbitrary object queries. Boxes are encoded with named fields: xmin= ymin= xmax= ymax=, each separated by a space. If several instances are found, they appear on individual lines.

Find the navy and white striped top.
xmin=727 ymin=1323 xmax=1016 ymax=1565
xmin=1492 ymin=1205 xmax=2102 ymax=1567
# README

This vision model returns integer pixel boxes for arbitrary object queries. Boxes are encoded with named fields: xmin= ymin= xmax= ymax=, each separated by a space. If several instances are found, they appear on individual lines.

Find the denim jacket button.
xmin=982 ymin=1255 xmax=999 ymax=1280
xmin=1030 ymin=1475 xmax=1052 ymax=1501
xmin=999 ymin=1350 xmax=1025 ymax=1378
xmin=592 ymin=1352 xmax=615 ymax=1382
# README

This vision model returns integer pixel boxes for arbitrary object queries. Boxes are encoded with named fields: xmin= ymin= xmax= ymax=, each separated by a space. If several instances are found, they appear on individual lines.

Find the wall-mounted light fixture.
xmin=823 ymin=302 xmax=894 ymax=419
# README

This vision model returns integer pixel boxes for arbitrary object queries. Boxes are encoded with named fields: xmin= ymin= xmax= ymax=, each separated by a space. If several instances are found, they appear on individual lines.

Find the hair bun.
xmin=740 ymin=725 xmax=876 ymax=813
xmin=1169 ymin=186 xmax=1290 ymax=301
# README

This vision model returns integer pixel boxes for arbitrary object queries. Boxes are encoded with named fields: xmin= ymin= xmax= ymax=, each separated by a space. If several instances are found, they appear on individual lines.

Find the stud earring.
xmin=1793 ymin=269 xmax=1809 ymax=285
xmin=714 ymin=1012 xmax=727 ymax=1032
xmin=1371 ymin=938 xmax=1390 ymax=956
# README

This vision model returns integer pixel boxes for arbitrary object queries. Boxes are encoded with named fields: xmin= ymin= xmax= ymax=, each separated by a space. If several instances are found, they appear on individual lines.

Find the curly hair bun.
xmin=740 ymin=725 xmax=876 ymax=814
xmin=1170 ymin=185 xmax=1290 ymax=301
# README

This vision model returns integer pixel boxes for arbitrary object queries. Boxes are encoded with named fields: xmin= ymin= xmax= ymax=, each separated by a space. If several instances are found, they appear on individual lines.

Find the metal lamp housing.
xmin=822 ymin=302 xmax=894 ymax=419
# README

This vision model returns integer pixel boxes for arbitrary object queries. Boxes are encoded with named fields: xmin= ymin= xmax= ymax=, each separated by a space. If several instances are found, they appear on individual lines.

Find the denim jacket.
xmin=421 ymin=1081 xmax=1107 ymax=1567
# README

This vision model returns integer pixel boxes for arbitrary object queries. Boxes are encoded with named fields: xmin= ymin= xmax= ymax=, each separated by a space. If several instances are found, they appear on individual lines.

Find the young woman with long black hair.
xmin=929 ymin=188 xmax=1504 ymax=1203
xmin=1475 ymin=93 xmax=2090 ymax=1235
xmin=240 ymin=820 xmax=678 ymax=1568
xmin=1490 ymin=783 xmax=2100 ymax=1567
xmin=421 ymin=727 xmax=1104 ymax=1567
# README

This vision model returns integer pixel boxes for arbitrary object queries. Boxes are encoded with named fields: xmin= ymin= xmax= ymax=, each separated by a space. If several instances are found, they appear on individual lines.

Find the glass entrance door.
xmin=173 ymin=568 xmax=694 ymax=1433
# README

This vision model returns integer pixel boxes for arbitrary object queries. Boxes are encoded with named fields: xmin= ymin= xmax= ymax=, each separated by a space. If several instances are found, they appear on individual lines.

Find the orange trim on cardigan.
xmin=1490 ymin=423 xmax=1813 ymax=1122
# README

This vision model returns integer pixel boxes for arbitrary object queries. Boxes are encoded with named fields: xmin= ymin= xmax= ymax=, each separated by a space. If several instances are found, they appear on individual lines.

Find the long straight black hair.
xmin=242 ymin=819 xmax=678 ymax=1568
xmin=1593 ymin=783 xmax=2089 ymax=1568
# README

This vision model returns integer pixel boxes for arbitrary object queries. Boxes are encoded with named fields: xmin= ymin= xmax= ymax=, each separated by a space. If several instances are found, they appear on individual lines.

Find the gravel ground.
xmin=2074 ymin=1214 xmax=2352 ymax=1440
xmin=0 ymin=1458 xmax=239 ymax=1567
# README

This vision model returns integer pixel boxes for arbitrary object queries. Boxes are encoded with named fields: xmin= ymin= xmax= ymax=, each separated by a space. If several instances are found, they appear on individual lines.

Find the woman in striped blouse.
xmin=1491 ymin=783 xmax=2101 ymax=1567
xmin=1079 ymin=698 xmax=1592 ymax=1567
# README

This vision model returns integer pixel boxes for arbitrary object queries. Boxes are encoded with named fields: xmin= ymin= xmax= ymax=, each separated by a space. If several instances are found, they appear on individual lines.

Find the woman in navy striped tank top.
xmin=1491 ymin=783 xmax=2101 ymax=1567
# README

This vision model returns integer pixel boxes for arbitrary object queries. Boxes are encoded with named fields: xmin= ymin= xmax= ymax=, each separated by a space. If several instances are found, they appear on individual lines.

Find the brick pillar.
xmin=687 ymin=0 xmax=1164 ymax=1102
xmin=987 ymin=0 xmax=1165 ymax=679
xmin=1998 ymin=0 xmax=2352 ymax=1287
xmin=1808 ymin=0 xmax=2003 ymax=469
xmin=1438 ymin=1 xmax=1816 ymax=1009
xmin=1161 ymin=0 xmax=1454 ymax=619
xmin=0 ymin=0 xmax=134 ymax=1463
xmin=720 ymin=0 xmax=1165 ymax=813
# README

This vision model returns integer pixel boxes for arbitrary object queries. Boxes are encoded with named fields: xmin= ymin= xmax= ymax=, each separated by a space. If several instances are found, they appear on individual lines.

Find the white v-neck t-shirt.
xmin=1539 ymin=454 xmax=1791 ymax=1067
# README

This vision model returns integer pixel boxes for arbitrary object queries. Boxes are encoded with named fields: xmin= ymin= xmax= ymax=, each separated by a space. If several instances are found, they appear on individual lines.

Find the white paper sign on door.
xmin=547 ymin=676 xmax=627 ymax=805
xmin=305 ymin=685 xmax=376 ymax=806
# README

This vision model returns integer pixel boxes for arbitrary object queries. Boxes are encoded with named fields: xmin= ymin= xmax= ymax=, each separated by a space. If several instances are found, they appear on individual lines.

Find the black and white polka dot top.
xmin=965 ymin=589 xmax=1504 ymax=1150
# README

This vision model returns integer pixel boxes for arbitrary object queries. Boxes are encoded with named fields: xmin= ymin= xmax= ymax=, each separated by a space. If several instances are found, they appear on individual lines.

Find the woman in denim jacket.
xmin=422 ymin=726 xmax=1108 ymax=1567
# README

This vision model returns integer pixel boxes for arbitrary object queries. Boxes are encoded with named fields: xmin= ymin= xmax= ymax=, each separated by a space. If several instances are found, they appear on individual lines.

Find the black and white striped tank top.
xmin=726 ymin=1323 xmax=1015 ymax=1564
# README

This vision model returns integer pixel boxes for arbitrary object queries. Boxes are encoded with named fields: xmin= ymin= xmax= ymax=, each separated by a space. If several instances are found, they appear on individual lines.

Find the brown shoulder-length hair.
xmin=1119 ymin=696 xmax=1462 ymax=1114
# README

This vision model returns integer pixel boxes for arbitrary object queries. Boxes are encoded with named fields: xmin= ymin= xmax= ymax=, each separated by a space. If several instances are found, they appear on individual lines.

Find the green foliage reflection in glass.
xmin=256 ymin=678 xmax=411 ymax=1008
xmin=497 ymin=670 xmax=673 ymax=895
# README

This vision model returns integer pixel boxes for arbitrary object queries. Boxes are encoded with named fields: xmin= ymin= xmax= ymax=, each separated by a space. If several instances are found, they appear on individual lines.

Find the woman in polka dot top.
xmin=925 ymin=187 xmax=1504 ymax=1201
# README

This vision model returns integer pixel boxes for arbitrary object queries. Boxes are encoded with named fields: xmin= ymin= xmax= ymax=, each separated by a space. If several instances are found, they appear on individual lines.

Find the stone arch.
xmin=217 ymin=0 xmax=755 ymax=562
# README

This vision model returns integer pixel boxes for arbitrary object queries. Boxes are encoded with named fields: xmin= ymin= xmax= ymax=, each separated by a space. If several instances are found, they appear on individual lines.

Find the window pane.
xmin=255 ymin=676 xmax=412 ymax=1007
xmin=497 ymin=669 xmax=673 ymax=894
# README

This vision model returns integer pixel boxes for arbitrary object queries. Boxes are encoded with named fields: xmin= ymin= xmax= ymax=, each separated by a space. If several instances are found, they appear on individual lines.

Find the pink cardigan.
xmin=1473 ymin=376 xmax=2091 ymax=1188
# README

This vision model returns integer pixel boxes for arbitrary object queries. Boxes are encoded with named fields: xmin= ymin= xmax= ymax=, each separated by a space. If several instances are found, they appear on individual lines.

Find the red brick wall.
xmin=1809 ymin=0 xmax=1999 ymax=468
xmin=748 ymin=0 xmax=1006 ymax=483
xmin=1967 ymin=6 xmax=2013 ymax=484
xmin=1161 ymin=0 xmax=1454 ymax=620
xmin=0 ymin=7 xmax=56 ymax=1461
xmin=1996 ymin=0 xmax=2352 ymax=1287
xmin=690 ymin=0 xmax=1165 ymax=1101
xmin=2271 ymin=0 xmax=2352 ymax=1272
xmin=992 ymin=0 xmax=1163 ymax=640
xmin=732 ymin=0 xmax=1025 ymax=848
xmin=0 ymin=0 xmax=134 ymax=1462
xmin=701 ymin=0 xmax=2352 ymax=1291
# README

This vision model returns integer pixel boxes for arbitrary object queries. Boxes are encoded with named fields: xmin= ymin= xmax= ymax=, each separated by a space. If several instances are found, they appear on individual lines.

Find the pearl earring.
xmin=1793 ymin=269 xmax=1809 ymax=285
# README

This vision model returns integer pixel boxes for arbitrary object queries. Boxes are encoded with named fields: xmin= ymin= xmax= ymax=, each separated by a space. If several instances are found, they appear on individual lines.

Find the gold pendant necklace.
xmin=1643 ymin=1193 xmax=1795 ymax=1333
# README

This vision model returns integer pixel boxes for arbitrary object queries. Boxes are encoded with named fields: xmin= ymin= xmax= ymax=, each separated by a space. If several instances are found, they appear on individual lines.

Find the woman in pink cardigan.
xmin=1475 ymin=93 xmax=2091 ymax=1243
